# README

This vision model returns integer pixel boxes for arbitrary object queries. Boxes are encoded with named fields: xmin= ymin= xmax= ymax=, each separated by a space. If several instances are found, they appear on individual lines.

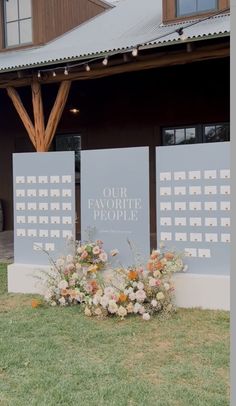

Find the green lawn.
xmin=0 ymin=264 xmax=230 ymax=406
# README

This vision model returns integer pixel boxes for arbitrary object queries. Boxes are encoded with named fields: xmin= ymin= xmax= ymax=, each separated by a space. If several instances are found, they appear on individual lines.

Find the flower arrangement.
xmin=42 ymin=240 xmax=186 ymax=321
xmin=43 ymin=240 xmax=117 ymax=307
xmin=84 ymin=248 xmax=186 ymax=320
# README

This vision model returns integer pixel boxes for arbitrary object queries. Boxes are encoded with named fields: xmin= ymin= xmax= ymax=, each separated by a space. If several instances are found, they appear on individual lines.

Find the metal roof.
xmin=0 ymin=0 xmax=230 ymax=73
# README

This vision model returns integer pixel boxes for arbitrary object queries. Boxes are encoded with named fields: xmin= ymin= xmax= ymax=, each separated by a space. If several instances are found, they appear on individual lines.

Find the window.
xmin=176 ymin=0 xmax=217 ymax=17
xmin=204 ymin=123 xmax=230 ymax=142
xmin=4 ymin=0 xmax=32 ymax=47
xmin=55 ymin=134 xmax=81 ymax=183
xmin=162 ymin=123 xmax=229 ymax=145
xmin=163 ymin=127 xmax=197 ymax=145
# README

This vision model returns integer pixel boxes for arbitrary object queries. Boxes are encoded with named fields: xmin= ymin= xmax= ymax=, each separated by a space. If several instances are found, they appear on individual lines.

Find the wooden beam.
xmin=45 ymin=80 xmax=71 ymax=150
xmin=6 ymin=87 xmax=36 ymax=149
xmin=31 ymin=80 xmax=46 ymax=152
xmin=0 ymin=41 xmax=229 ymax=89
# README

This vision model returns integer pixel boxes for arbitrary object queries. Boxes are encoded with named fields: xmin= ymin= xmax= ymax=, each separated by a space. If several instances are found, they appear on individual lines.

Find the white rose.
xmin=126 ymin=303 xmax=134 ymax=313
xmin=104 ymin=287 xmax=114 ymax=297
xmin=137 ymin=282 xmax=144 ymax=290
xmin=127 ymin=287 xmax=134 ymax=294
xmin=117 ymin=306 xmax=127 ymax=319
xmin=133 ymin=303 xmax=141 ymax=313
xmin=164 ymin=283 xmax=170 ymax=291
xmin=138 ymin=305 xmax=145 ymax=314
xmin=151 ymin=299 xmax=158 ymax=307
xmin=59 ymin=297 xmax=66 ymax=305
xmin=132 ymin=282 xmax=138 ymax=288
xmin=100 ymin=296 xmax=109 ymax=308
xmin=156 ymin=292 xmax=165 ymax=300
xmin=108 ymin=300 xmax=118 ymax=314
xmin=129 ymin=292 xmax=136 ymax=301
xmin=135 ymin=289 xmax=146 ymax=303
xmin=93 ymin=295 xmax=101 ymax=306
xmin=149 ymin=277 xmax=156 ymax=287
xmin=153 ymin=270 xmax=161 ymax=278
xmin=58 ymin=280 xmax=68 ymax=290
xmin=51 ymin=301 xmax=57 ymax=307
xmin=142 ymin=313 xmax=150 ymax=321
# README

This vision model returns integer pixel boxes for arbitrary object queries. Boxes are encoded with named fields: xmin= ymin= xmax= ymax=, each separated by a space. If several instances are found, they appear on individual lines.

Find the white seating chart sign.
xmin=81 ymin=147 xmax=150 ymax=266
xmin=13 ymin=152 xmax=75 ymax=265
xmin=156 ymin=142 xmax=230 ymax=275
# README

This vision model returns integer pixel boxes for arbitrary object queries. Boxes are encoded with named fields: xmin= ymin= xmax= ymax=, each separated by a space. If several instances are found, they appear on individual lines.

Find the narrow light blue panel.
xmin=13 ymin=152 xmax=75 ymax=265
xmin=81 ymin=147 xmax=150 ymax=266
xmin=156 ymin=142 xmax=230 ymax=275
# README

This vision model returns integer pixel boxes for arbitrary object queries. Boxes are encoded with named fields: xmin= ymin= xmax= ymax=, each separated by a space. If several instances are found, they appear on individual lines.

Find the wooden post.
xmin=45 ymin=81 xmax=71 ymax=150
xmin=6 ymin=87 xmax=36 ymax=149
xmin=31 ymin=81 xmax=45 ymax=152
xmin=6 ymin=80 xmax=71 ymax=152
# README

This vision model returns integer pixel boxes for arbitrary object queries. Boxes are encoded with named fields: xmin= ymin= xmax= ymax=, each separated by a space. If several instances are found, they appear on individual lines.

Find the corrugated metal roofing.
xmin=0 ymin=0 xmax=230 ymax=72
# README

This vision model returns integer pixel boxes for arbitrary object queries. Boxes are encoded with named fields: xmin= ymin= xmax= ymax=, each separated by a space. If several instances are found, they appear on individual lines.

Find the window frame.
xmin=176 ymin=0 xmax=218 ymax=18
xmin=162 ymin=122 xmax=229 ymax=146
xmin=162 ymin=0 xmax=229 ymax=24
xmin=3 ymin=0 xmax=33 ymax=48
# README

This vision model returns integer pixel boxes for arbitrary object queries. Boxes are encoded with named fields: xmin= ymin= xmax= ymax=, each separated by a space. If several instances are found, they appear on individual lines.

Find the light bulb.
xmin=37 ymin=71 xmax=41 ymax=78
xmin=64 ymin=67 xmax=69 ymax=75
xmin=85 ymin=64 xmax=91 ymax=72
xmin=52 ymin=71 xmax=56 ymax=77
xmin=102 ymin=57 xmax=108 ymax=66
xmin=132 ymin=47 xmax=138 ymax=57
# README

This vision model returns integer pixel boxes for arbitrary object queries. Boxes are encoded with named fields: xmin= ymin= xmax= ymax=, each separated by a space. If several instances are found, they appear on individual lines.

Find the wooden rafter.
xmin=6 ymin=80 xmax=71 ymax=152
xmin=0 ymin=41 xmax=229 ymax=89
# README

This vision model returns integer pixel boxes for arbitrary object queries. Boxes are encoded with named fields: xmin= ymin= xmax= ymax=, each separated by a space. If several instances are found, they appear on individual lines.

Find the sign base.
xmin=8 ymin=263 xmax=50 ymax=294
xmin=173 ymin=273 xmax=230 ymax=310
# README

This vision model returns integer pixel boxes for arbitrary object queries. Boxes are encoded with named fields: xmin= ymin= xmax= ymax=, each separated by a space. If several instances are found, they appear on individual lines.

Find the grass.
xmin=0 ymin=264 xmax=230 ymax=406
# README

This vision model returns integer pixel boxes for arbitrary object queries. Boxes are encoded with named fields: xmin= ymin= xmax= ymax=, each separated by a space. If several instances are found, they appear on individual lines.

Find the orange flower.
xmin=156 ymin=261 xmax=163 ymax=270
xmin=61 ymin=288 xmax=69 ymax=296
xmin=31 ymin=299 xmax=41 ymax=308
xmin=119 ymin=293 xmax=128 ymax=303
xmin=164 ymin=252 xmax=174 ymax=260
xmin=146 ymin=261 xmax=154 ymax=272
xmin=69 ymin=289 xmax=77 ymax=299
xmin=90 ymin=279 xmax=98 ymax=294
xmin=128 ymin=270 xmax=138 ymax=281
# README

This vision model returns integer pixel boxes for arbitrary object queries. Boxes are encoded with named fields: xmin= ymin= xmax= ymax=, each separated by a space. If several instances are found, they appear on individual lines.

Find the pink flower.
xmin=142 ymin=313 xmax=150 ymax=321
xmin=99 ymin=252 xmax=108 ymax=262
xmin=93 ymin=246 xmax=100 ymax=255
xmin=135 ymin=289 xmax=146 ymax=302
xmin=155 ymin=280 xmax=161 ymax=286
xmin=81 ymin=251 xmax=88 ymax=260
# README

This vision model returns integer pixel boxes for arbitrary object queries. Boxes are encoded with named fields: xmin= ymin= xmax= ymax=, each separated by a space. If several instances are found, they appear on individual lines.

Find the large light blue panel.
xmin=13 ymin=152 xmax=75 ymax=265
xmin=81 ymin=147 xmax=150 ymax=266
xmin=156 ymin=142 xmax=230 ymax=275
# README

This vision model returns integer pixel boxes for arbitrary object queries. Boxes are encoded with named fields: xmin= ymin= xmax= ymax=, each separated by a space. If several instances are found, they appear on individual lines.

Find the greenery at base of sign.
xmin=42 ymin=240 xmax=187 ymax=321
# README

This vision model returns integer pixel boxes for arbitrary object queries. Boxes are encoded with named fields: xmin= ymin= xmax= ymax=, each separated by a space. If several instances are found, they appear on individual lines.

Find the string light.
xmin=176 ymin=27 xmax=187 ymax=41
xmin=102 ymin=56 xmax=109 ymax=66
xmin=131 ymin=47 xmax=138 ymax=57
xmin=32 ymin=8 xmax=228 ymax=78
